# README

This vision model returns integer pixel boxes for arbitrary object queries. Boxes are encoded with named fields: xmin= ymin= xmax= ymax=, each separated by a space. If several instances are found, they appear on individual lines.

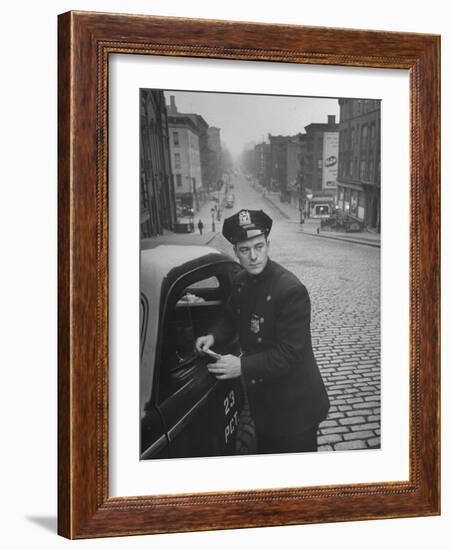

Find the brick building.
xmin=167 ymin=97 xmax=204 ymax=214
xmin=303 ymin=114 xmax=339 ymax=218
xmin=206 ymin=127 xmax=223 ymax=187
xmin=253 ymin=141 xmax=271 ymax=189
xmin=268 ymin=134 xmax=302 ymax=201
xmin=336 ymin=99 xmax=381 ymax=231
xmin=139 ymin=89 xmax=176 ymax=239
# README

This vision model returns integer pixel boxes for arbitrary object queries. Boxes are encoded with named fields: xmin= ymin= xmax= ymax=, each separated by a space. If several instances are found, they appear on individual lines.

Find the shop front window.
xmin=315 ymin=205 xmax=329 ymax=216
xmin=350 ymin=191 xmax=358 ymax=216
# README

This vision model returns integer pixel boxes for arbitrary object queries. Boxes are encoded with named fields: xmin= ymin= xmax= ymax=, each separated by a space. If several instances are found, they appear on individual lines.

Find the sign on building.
xmin=322 ymin=132 xmax=339 ymax=189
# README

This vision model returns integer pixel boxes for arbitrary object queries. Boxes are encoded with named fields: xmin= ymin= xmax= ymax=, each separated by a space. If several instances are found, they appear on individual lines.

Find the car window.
xmin=177 ymin=275 xmax=221 ymax=307
xmin=158 ymin=272 xmax=228 ymax=402
xmin=172 ymin=275 xmax=222 ymax=364
xmin=185 ymin=276 xmax=220 ymax=290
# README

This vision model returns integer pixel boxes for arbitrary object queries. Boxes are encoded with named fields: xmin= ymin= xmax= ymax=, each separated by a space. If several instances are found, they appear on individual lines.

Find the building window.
xmin=369 ymin=159 xmax=374 ymax=181
xmin=141 ymin=176 xmax=149 ymax=209
xmin=354 ymin=157 xmax=358 ymax=177
xmin=174 ymin=153 xmax=181 ymax=169
xmin=360 ymin=159 xmax=367 ymax=179
xmin=370 ymin=123 xmax=376 ymax=146
xmin=176 ymin=174 xmax=182 ymax=187
xmin=340 ymin=129 xmax=346 ymax=154
xmin=361 ymin=125 xmax=368 ymax=150
xmin=350 ymin=190 xmax=358 ymax=215
xmin=173 ymin=132 xmax=179 ymax=146
xmin=358 ymin=191 xmax=365 ymax=207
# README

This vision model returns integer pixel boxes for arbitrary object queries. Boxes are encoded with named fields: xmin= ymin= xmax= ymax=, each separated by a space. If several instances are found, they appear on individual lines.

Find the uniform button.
xmin=259 ymin=378 xmax=263 ymax=383
xmin=257 ymin=337 xmax=262 ymax=343
xmin=251 ymin=379 xmax=256 ymax=385
xmin=266 ymin=295 xmax=271 ymax=301
xmin=236 ymin=308 xmax=240 ymax=314
xmin=260 ymin=317 xmax=264 ymax=323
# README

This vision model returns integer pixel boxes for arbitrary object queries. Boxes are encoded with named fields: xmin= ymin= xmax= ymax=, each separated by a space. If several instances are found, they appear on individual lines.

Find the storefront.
xmin=337 ymin=184 xmax=365 ymax=222
xmin=309 ymin=195 xmax=335 ymax=218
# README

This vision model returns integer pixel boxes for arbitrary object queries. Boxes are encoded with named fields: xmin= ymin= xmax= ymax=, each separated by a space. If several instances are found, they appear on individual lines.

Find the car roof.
xmin=141 ymin=245 xmax=228 ymax=293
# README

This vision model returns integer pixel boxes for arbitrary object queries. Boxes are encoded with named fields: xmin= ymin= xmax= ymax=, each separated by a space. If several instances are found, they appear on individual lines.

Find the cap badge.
xmin=239 ymin=210 xmax=251 ymax=226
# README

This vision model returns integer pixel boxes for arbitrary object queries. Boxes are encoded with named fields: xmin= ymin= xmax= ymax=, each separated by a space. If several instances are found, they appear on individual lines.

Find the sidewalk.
xmin=141 ymin=229 xmax=218 ymax=250
xmin=263 ymin=190 xmax=380 ymax=248
xmin=141 ymin=196 xmax=221 ymax=250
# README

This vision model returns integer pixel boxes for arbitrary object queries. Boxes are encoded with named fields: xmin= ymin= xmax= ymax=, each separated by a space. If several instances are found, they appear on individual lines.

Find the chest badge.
xmin=250 ymin=313 xmax=263 ymax=334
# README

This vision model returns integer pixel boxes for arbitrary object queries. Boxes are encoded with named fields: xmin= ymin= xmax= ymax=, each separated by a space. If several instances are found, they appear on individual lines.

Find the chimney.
xmin=168 ymin=95 xmax=177 ymax=114
xmin=327 ymin=115 xmax=336 ymax=125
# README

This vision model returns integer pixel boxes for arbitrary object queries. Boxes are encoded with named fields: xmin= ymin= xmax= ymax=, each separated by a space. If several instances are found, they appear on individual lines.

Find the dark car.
xmin=140 ymin=245 xmax=254 ymax=460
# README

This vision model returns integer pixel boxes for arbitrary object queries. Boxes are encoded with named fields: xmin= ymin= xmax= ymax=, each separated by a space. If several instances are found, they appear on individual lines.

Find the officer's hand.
xmin=195 ymin=334 xmax=215 ymax=353
xmin=207 ymin=354 xmax=242 ymax=379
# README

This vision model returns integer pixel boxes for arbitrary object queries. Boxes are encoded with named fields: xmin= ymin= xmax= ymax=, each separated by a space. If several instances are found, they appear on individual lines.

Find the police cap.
xmin=222 ymin=209 xmax=273 ymax=244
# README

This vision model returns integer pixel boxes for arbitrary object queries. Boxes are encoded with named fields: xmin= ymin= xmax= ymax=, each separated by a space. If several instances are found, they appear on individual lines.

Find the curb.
xmin=303 ymin=231 xmax=381 ymax=248
xmin=262 ymin=194 xmax=292 ymax=220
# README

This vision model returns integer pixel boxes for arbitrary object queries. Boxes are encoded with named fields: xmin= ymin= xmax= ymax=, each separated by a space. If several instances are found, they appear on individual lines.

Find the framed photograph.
xmin=58 ymin=11 xmax=440 ymax=538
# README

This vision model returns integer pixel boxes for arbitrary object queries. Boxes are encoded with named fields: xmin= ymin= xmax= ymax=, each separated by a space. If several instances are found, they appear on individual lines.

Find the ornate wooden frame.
xmin=58 ymin=11 xmax=440 ymax=539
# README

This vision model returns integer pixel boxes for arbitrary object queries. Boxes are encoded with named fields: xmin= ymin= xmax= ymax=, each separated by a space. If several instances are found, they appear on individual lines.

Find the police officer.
xmin=196 ymin=209 xmax=330 ymax=454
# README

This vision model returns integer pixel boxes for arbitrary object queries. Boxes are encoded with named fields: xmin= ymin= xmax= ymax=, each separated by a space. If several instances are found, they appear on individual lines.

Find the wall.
xmin=0 ymin=1 xmax=449 ymax=549
xmin=169 ymin=123 xmax=202 ymax=194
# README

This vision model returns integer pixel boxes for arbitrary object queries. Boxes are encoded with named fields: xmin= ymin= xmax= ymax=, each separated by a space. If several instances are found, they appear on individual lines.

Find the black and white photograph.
xmin=139 ymin=89 xmax=381 ymax=460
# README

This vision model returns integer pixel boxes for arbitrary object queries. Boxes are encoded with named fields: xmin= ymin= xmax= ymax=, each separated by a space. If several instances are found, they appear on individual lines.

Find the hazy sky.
xmin=164 ymin=90 xmax=340 ymax=159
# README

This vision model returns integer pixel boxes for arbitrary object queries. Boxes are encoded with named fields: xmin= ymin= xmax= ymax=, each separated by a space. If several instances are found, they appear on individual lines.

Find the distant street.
xmin=209 ymin=173 xmax=381 ymax=452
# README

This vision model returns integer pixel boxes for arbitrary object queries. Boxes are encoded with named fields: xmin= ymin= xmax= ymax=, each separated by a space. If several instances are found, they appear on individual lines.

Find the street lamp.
xmin=210 ymin=208 xmax=216 ymax=232
xmin=306 ymin=193 xmax=313 ymax=221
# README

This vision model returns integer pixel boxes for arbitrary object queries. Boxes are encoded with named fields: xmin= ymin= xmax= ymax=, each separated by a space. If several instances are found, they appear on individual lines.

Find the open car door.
xmin=153 ymin=261 xmax=244 ymax=458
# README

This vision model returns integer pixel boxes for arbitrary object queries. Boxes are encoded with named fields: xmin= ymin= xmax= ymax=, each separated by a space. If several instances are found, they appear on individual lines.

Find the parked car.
xmin=320 ymin=211 xmax=364 ymax=233
xmin=140 ymin=245 xmax=254 ymax=460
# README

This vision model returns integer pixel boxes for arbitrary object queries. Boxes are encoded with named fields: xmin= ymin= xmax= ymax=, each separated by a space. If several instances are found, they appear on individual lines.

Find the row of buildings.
xmin=140 ymin=91 xmax=224 ymax=239
xmin=243 ymin=100 xmax=381 ymax=231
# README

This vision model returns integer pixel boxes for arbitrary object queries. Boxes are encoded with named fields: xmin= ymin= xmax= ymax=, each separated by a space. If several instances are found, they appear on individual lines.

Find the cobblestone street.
xmin=210 ymin=177 xmax=381 ymax=452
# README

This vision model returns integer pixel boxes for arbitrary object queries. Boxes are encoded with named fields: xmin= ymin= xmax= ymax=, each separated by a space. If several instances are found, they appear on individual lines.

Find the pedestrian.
xmin=197 ymin=219 xmax=204 ymax=235
xmin=196 ymin=209 xmax=330 ymax=454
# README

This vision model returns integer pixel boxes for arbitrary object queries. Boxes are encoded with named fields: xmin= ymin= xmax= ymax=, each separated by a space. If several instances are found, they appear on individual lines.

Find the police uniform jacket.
xmin=213 ymin=259 xmax=330 ymax=437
